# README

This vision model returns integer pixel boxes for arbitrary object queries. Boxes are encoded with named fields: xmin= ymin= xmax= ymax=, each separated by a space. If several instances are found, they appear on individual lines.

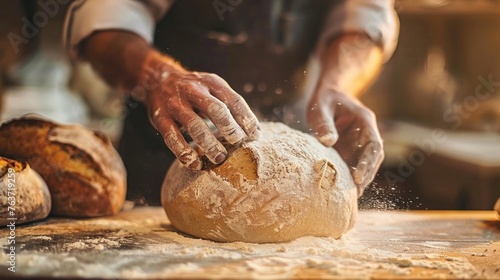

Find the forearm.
xmin=309 ymin=33 xmax=385 ymax=194
xmin=80 ymin=31 xmax=185 ymax=92
xmin=80 ymin=30 xmax=260 ymax=169
xmin=318 ymin=33 xmax=383 ymax=97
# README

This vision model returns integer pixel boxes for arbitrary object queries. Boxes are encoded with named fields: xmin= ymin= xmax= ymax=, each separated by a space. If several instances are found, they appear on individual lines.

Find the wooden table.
xmin=1 ymin=207 xmax=499 ymax=279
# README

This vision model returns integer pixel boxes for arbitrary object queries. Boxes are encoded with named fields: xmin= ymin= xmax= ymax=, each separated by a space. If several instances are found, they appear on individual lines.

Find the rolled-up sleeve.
xmin=317 ymin=0 xmax=399 ymax=62
xmin=63 ymin=0 xmax=174 ymax=60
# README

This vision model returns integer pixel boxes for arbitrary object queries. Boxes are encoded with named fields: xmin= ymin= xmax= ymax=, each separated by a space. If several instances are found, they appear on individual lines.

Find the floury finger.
xmin=181 ymin=81 xmax=247 ymax=145
xmin=352 ymin=133 xmax=384 ymax=194
xmin=175 ymin=110 xmax=227 ymax=165
xmin=148 ymin=108 xmax=203 ymax=170
xmin=206 ymin=101 xmax=246 ymax=144
xmin=202 ymin=74 xmax=261 ymax=140
xmin=308 ymin=101 xmax=339 ymax=147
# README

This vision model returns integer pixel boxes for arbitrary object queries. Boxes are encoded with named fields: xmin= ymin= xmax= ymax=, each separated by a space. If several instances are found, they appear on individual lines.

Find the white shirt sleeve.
xmin=316 ymin=0 xmax=400 ymax=62
xmin=64 ymin=0 xmax=399 ymax=62
xmin=63 ymin=0 xmax=174 ymax=60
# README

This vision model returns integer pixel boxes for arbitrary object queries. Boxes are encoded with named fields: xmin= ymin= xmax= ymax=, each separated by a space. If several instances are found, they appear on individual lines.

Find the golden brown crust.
xmin=0 ymin=156 xmax=51 ymax=225
xmin=0 ymin=117 xmax=126 ymax=217
xmin=211 ymin=147 xmax=257 ymax=187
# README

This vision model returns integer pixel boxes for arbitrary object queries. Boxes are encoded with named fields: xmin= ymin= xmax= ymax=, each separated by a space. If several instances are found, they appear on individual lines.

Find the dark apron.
xmin=120 ymin=0 xmax=334 ymax=205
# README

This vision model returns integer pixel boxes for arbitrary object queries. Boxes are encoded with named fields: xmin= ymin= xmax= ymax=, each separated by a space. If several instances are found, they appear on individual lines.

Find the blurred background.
xmin=0 ymin=0 xmax=499 ymax=210
xmin=362 ymin=0 xmax=500 ymax=211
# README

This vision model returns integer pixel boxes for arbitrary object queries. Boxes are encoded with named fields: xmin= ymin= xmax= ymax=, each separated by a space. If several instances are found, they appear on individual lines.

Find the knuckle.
xmin=226 ymin=95 xmax=245 ymax=111
xmin=176 ymin=80 xmax=198 ymax=93
xmin=148 ymin=106 xmax=161 ymax=122
xmin=371 ymin=140 xmax=383 ymax=153
xmin=244 ymin=116 xmax=259 ymax=129
xmin=203 ymin=73 xmax=223 ymax=82
xmin=187 ymin=119 xmax=207 ymax=138
xmin=359 ymin=107 xmax=376 ymax=121
xmin=189 ymin=71 xmax=204 ymax=78
xmin=178 ymin=149 xmax=200 ymax=166
xmin=185 ymin=119 xmax=226 ymax=160
xmin=149 ymin=110 xmax=170 ymax=129
xmin=362 ymin=140 xmax=384 ymax=169
xmin=367 ymin=128 xmax=383 ymax=147
xmin=163 ymin=131 xmax=182 ymax=150
xmin=205 ymin=142 xmax=227 ymax=159
xmin=167 ymin=100 xmax=185 ymax=113
xmin=364 ymin=140 xmax=383 ymax=160
xmin=311 ymin=104 xmax=331 ymax=123
xmin=205 ymin=143 xmax=221 ymax=154
xmin=207 ymin=101 xmax=230 ymax=120
xmin=161 ymin=126 xmax=202 ymax=169
xmin=307 ymin=109 xmax=321 ymax=124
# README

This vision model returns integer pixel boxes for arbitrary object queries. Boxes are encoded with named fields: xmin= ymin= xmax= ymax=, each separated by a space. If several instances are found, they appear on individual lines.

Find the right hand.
xmin=142 ymin=53 xmax=261 ymax=170
xmin=307 ymin=87 xmax=384 ymax=197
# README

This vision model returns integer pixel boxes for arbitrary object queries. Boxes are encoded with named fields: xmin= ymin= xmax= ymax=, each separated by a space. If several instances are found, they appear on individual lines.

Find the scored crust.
xmin=162 ymin=122 xmax=358 ymax=243
xmin=0 ymin=116 xmax=126 ymax=217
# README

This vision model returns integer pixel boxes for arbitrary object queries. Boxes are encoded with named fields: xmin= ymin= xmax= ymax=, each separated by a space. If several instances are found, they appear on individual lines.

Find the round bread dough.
xmin=162 ymin=122 xmax=358 ymax=243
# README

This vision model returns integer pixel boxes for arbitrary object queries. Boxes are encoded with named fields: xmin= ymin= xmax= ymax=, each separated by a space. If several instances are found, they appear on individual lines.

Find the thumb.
xmin=308 ymin=102 xmax=339 ymax=147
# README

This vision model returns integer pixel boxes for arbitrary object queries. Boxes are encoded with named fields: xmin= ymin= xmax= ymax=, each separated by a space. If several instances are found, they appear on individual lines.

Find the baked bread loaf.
xmin=162 ymin=122 xmax=357 ymax=243
xmin=0 ymin=156 xmax=51 ymax=225
xmin=0 ymin=116 xmax=126 ymax=217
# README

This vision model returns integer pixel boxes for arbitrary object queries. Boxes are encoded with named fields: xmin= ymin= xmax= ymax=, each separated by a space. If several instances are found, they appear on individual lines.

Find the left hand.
xmin=308 ymin=85 xmax=384 ymax=196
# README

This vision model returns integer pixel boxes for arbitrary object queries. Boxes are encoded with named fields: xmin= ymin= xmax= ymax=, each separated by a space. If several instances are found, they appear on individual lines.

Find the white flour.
xmin=163 ymin=122 xmax=357 ymax=242
xmin=0 ymin=210 xmax=486 ymax=279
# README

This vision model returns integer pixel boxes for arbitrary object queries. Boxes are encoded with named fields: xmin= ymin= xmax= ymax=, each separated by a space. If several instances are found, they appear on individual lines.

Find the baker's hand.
xmin=308 ymin=86 xmax=384 ymax=196
xmin=142 ymin=53 xmax=260 ymax=170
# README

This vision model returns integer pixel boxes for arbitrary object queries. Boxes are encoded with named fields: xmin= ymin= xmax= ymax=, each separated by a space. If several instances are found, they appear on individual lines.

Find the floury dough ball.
xmin=161 ymin=122 xmax=358 ymax=243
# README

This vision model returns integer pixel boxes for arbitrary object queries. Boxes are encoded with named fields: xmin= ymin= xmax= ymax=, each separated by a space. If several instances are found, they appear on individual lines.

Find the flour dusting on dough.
xmin=162 ymin=122 xmax=358 ymax=243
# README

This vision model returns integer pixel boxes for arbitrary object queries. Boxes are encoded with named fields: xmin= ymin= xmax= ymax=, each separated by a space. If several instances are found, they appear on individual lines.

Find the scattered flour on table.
xmin=63 ymin=237 xmax=120 ymax=251
xmin=29 ymin=236 xmax=52 ymax=241
xmin=0 ymin=212 xmax=482 ymax=279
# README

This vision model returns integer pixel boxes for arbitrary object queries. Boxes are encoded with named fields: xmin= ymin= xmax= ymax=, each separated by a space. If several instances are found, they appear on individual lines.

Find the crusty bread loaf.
xmin=0 ymin=156 xmax=51 ymax=225
xmin=162 ymin=122 xmax=358 ymax=243
xmin=0 ymin=116 xmax=126 ymax=217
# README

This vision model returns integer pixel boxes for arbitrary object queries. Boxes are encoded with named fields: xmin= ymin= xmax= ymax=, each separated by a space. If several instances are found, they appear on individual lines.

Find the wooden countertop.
xmin=1 ymin=207 xmax=499 ymax=279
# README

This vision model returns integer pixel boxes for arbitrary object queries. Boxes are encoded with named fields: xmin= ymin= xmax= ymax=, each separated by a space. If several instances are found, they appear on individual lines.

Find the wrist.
xmin=317 ymin=33 xmax=383 ymax=98
xmin=314 ymin=78 xmax=354 ymax=102
xmin=316 ymin=77 xmax=344 ymax=94
xmin=134 ymin=51 xmax=188 ymax=104
xmin=141 ymin=51 xmax=188 ymax=85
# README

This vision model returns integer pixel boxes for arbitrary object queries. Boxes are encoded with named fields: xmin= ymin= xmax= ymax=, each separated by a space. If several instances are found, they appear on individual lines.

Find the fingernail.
xmin=352 ymin=168 xmax=365 ymax=185
xmin=357 ymin=186 xmax=365 ymax=198
xmin=355 ymin=175 xmax=365 ymax=185
xmin=188 ymin=159 xmax=203 ymax=170
xmin=215 ymin=153 xmax=227 ymax=164
xmin=250 ymin=127 xmax=261 ymax=140
xmin=226 ymin=127 xmax=246 ymax=145
xmin=319 ymin=132 xmax=337 ymax=147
